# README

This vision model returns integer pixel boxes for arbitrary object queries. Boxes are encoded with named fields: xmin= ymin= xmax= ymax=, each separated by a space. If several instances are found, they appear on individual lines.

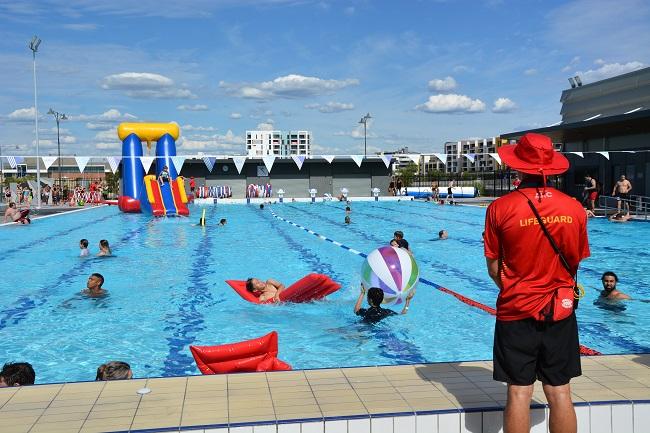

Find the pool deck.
xmin=2 ymin=354 xmax=648 ymax=433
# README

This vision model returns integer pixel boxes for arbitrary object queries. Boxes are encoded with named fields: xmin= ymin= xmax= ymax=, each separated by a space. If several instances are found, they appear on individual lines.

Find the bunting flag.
xmin=140 ymin=156 xmax=155 ymax=173
xmin=432 ymin=153 xmax=447 ymax=164
xmin=232 ymin=156 xmax=246 ymax=174
xmin=380 ymin=154 xmax=392 ymax=168
xmin=465 ymin=153 xmax=476 ymax=163
xmin=321 ymin=155 xmax=336 ymax=164
xmin=75 ymin=156 xmax=90 ymax=173
xmin=171 ymin=156 xmax=186 ymax=174
xmin=6 ymin=156 xmax=23 ymax=168
xmin=570 ymin=152 xmax=584 ymax=158
xmin=407 ymin=154 xmax=420 ymax=164
xmin=262 ymin=155 xmax=276 ymax=173
xmin=488 ymin=153 xmax=502 ymax=165
xmin=291 ymin=155 xmax=306 ymax=170
xmin=41 ymin=156 xmax=57 ymax=170
xmin=350 ymin=155 xmax=364 ymax=167
xmin=597 ymin=151 xmax=610 ymax=160
xmin=202 ymin=156 xmax=216 ymax=173
xmin=107 ymin=156 xmax=122 ymax=174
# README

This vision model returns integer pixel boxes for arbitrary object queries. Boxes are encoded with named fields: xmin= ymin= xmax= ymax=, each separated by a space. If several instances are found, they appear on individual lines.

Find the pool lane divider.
xmin=268 ymin=207 xmax=601 ymax=357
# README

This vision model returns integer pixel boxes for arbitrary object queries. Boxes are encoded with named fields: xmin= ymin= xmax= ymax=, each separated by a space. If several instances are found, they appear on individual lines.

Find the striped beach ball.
xmin=361 ymin=246 xmax=419 ymax=306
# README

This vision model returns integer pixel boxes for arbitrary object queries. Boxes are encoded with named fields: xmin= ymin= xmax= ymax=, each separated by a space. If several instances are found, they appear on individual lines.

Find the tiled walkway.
xmin=1 ymin=354 xmax=648 ymax=433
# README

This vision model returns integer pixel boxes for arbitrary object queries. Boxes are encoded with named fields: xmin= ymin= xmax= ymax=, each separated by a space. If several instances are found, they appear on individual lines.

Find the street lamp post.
xmin=358 ymin=113 xmax=371 ymax=157
xmin=29 ymin=35 xmax=42 ymax=208
xmin=48 ymin=109 xmax=67 ymax=189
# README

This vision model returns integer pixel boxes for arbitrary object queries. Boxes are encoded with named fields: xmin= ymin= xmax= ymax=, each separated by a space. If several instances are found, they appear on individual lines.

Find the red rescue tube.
xmin=190 ymin=331 xmax=291 ymax=374
xmin=226 ymin=273 xmax=341 ymax=304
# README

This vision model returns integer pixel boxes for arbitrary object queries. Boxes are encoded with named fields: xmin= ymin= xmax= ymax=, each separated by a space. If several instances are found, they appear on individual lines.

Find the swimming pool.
xmin=1 ymin=201 xmax=649 ymax=384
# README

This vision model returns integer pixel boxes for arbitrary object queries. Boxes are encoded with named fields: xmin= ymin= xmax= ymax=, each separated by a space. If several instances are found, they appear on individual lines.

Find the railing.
xmin=598 ymin=194 xmax=650 ymax=221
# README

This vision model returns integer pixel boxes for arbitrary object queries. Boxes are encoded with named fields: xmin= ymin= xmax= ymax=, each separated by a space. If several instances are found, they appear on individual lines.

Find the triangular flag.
xmin=380 ymin=154 xmax=392 ymax=168
xmin=262 ymin=155 xmax=276 ymax=173
xmin=232 ymin=156 xmax=246 ymax=174
xmin=465 ymin=153 xmax=476 ymax=163
xmin=5 ymin=156 xmax=17 ymax=169
xmin=488 ymin=153 xmax=502 ymax=165
xmin=423 ymin=155 xmax=431 ymax=164
xmin=75 ymin=156 xmax=90 ymax=173
xmin=171 ymin=156 xmax=186 ymax=173
xmin=203 ymin=156 xmax=216 ymax=172
xmin=596 ymin=151 xmax=610 ymax=160
xmin=140 ymin=156 xmax=155 ymax=173
xmin=107 ymin=156 xmax=122 ymax=174
xmin=42 ymin=156 xmax=57 ymax=170
xmin=291 ymin=155 xmax=306 ymax=170
xmin=570 ymin=152 xmax=584 ymax=158
xmin=321 ymin=155 xmax=335 ymax=164
xmin=432 ymin=153 xmax=447 ymax=164
xmin=407 ymin=154 xmax=420 ymax=164
xmin=351 ymin=155 xmax=364 ymax=167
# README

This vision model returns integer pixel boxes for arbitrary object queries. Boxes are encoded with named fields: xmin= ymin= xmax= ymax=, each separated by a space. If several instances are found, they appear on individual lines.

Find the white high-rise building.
xmin=246 ymin=130 xmax=312 ymax=157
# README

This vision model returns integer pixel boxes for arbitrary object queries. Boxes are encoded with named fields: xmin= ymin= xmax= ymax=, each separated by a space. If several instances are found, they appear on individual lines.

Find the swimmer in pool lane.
xmin=438 ymin=230 xmax=448 ymax=240
xmin=97 ymin=239 xmax=112 ymax=256
xmin=82 ymin=273 xmax=107 ymax=298
xmin=354 ymin=286 xmax=414 ymax=323
xmin=79 ymin=239 xmax=90 ymax=257
xmin=599 ymin=271 xmax=630 ymax=301
xmin=246 ymin=278 xmax=285 ymax=302
xmin=219 ymin=218 xmax=227 ymax=226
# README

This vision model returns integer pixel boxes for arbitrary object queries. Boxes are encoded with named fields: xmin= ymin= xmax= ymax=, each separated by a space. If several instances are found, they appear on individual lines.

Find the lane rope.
xmin=269 ymin=207 xmax=601 ymax=356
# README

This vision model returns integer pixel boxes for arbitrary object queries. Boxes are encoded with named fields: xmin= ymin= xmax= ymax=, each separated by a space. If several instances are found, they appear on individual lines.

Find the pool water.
xmin=1 ymin=202 xmax=648 ymax=384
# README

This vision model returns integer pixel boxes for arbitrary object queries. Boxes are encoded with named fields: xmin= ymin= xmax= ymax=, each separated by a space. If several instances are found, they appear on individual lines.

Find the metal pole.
xmin=56 ymin=117 xmax=62 ymax=188
xmin=363 ymin=121 xmax=367 ymax=157
xmin=31 ymin=41 xmax=42 ymax=208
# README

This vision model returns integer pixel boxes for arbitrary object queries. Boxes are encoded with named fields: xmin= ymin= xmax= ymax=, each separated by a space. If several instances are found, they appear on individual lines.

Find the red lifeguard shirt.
xmin=484 ymin=186 xmax=590 ymax=321
xmin=190 ymin=178 xmax=196 ymax=188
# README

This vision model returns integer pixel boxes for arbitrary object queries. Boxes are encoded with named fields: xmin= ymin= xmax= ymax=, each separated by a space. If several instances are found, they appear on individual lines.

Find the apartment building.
xmin=246 ymin=130 xmax=312 ymax=157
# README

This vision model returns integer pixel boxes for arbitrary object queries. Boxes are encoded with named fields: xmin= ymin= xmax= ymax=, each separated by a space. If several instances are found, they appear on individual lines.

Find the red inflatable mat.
xmin=226 ymin=273 xmax=341 ymax=304
xmin=190 ymin=331 xmax=291 ymax=374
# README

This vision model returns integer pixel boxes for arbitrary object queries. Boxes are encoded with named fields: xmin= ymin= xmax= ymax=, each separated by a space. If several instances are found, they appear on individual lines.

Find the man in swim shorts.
xmin=484 ymin=133 xmax=590 ymax=433
xmin=354 ymin=286 xmax=414 ymax=323
xmin=246 ymin=278 xmax=285 ymax=302
xmin=82 ymin=273 xmax=107 ymax=298
xmin=3 ymin=202 xmax=30 ymax=224
xmin=599 ymin=271 xmax=630 ymax=301
xmin=583 ymin=174 xmax=598 ymax=212
xmin=611 ymin=175 xmax=632 ymax=214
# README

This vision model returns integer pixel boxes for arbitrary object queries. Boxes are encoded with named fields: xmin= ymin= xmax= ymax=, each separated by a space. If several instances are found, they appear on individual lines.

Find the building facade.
xmin=421 ymin=138 xmax=500 ymax=174
xmin=246 ymin=130 xmax=312 ymax=157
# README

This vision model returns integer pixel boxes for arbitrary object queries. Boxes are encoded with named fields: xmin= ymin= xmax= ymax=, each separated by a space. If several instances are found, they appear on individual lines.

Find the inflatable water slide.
xmin=117 ymin=123 xmax=189 ymax=217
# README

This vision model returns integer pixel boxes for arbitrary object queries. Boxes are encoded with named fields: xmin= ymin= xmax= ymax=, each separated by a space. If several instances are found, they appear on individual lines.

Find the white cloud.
xmin=333 ymin=120 xmax=377 ymax=140
xmin=576 ymin=61 xmax=645 ymax=83
xmin=561 ymin=56 xmax=581 ymax=72
xmin=524 ymin=68 xmax=538 ymax=76
xmin=304 ymin=101 xmax=354 ymax=113
xmin=71 ymin=108 xmax=137 ymax=122
xmin=256 ymin=122 xmax=275 ymax=131
xmin=101 ymin=72 xmax=197 ymax=99
xmin=177 ymin=104 xmax=209 ymax=111
xmin=220 ymin=74 xmax=359 ymax=100
xmin=492 ymin=97 xmax=517 ymax=113
xmin=182 ymin=124 xmax=218 ymax=132
xmin=230 ymin=112 xmax=242 ymax=119
xmin=96 ymin=141 xmax=121 ymax=150
xmin=7 ymin=107 xmax=40 ymax=122
xmin=415 ymin=94 xmax=486 ymax=113
xmin=178 ymin=130 xmax=245 ymax=151
xmin=594 ymin=58 xmax=606 ymax=65
xmin=62 ymin=23 xmax=98 ymax=31
xmin=427 ymin=76 xmax=457 ymax=92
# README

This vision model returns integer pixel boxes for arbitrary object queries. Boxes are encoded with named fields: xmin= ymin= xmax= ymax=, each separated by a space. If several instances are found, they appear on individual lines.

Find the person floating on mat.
xmin=246 ymin=278 xmax=285 ymax=303
xmin=3 ymin=202 xmax=30 ymax=224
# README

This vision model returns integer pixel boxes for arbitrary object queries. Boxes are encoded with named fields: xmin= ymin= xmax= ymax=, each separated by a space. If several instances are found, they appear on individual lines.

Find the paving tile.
xmin=29 ymin=419 xmax=85 ymax=433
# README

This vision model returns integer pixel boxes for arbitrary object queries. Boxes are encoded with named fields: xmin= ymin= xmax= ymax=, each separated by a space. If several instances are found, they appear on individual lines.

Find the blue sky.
xmin=1 ymin=0 xmax=648 ymax=156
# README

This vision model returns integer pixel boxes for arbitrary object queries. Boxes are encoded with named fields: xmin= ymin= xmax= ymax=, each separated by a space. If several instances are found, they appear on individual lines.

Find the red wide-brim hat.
xmin=498 ymin=133 xmax=569 ymax=175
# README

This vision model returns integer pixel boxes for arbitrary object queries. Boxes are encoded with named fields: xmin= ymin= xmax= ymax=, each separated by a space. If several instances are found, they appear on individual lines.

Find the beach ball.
xmin=361 ymin=246 xmax=419 ymax=306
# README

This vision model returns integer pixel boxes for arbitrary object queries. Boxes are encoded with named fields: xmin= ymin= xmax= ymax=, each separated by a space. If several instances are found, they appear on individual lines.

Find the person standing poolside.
xmin=612 ymin=175 xmax=632 ymax=214
xmin=513 ymin=174 xmax=521 ymax=188
xmin=189 ymin=177 xmax=196 ymax=194
xmin=396 ymin=178 xmax=403 ymax=196
xmin=82 ymin=273 xmax=107 ymax=298
xmin=431 ymin=180 xmax=439 ymax=201
xmin=583 ymin=174 xmax=598 ymax=212
xmin=484 ymin=133 xmax=590 ymax=433
xmin=246 ymin=278 xmax=285 ymax=303
xmin=447 ymin=179 xmax=455 ymax=203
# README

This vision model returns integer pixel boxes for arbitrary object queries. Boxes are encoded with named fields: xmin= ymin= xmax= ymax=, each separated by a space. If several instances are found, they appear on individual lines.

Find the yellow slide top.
xmin=118 ymin=122 xmax=180 ymax=142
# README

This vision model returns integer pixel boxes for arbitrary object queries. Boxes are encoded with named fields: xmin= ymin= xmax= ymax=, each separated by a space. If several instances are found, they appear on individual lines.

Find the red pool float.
xmin=226 ymin=273 xmax=341 ymax=304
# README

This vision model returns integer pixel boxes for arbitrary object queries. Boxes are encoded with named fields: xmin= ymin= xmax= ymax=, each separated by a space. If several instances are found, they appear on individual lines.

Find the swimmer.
xmin=3 ymin=202 xmax=30 ymax=224
xmin=609 ymin=212 xmax=632 ymax=223
xmin=245 ymin=278 xmax=285 ymax=303
xmin=345 ymin=206 xmax=351 ymax=216
xmin=345 ymin=215 xmax=351 ymax=224
xmin=97 ymin=239 xmax=112 ymax=256
xmin=79 ymin=239 xmax=90 ymax=257
xmin=354 ymin=285 xmax=414 ymax=323
xmin=259 ymin=204 xmax=264 ymax=210
xmin=438 ymin=230 xmax=448 ymax=240
xmin=599 ymin=271 xmax=630 ymax=301
xmin=96 ymin=361 xmax=132 ymax=381
xmin=82 ymin=273 xmax=107 ymax=298
xmin=585 ymin=208 xmax=596 ymax=218
xmin=219 ymin=218 xmax=227 ymax=226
